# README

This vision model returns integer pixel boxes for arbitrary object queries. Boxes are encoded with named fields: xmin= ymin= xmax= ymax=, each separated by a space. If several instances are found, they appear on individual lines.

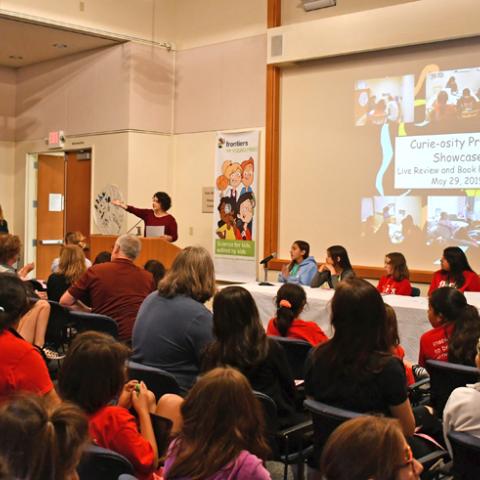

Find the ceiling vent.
xmin=303 ymin=0 xmax=336 ymax=12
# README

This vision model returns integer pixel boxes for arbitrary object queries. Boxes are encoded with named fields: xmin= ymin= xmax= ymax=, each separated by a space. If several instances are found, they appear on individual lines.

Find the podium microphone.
xmin=259 ymin=252 xmax=276 ymax=286
xmin=126 ymin=219 xmax=143 ymax=236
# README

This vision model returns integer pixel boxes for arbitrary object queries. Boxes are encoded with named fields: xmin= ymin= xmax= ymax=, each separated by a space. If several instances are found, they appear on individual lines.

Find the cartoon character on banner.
xmin=216 ymin=161 xmax=243 ymax=208
xmin=240 ymin=157 xmax=254 ymax=196
xmin=216 ymin=197 xmax=237 ymax=240
xmin=235 ymin=192 xmax=255 ymax=241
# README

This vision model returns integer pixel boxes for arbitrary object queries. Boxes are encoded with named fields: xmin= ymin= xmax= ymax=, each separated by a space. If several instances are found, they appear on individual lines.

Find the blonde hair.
xmin=57 ymin=245 xmax=87 ymax=284
xmin=158 ymin=246 xmax=215 ymax=303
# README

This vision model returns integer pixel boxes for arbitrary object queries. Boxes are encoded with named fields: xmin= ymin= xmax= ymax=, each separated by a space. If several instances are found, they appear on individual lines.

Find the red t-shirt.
xmin=377 ymin=275 xmax=412 ymax=296
xmin=418 ymin=322 xmax=455 ymax=367
xmin=428 ymin=270 xmax=480 ymax=296
xmin=0 ymin=329 xmax=53 ymax=401
xmin=266 ymin=318 xmax=328 ymax=346
xmin=68 ymin=258 xmax=155 ymax=341
xmin=89 ymin=405 xmax=155 ymax=480
xmin=127 ymin=206 xmax=178 ymax=241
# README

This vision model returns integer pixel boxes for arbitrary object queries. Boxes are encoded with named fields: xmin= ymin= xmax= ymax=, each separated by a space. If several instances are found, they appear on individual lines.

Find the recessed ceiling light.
xmin=53 ymin=43 xmax=68 ymax=49
xmin=9 ymin=55 xmax=23 ymax=60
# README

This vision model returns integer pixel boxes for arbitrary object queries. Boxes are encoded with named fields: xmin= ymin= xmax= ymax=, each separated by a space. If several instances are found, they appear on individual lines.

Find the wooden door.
xmin=36 ymin=154 xmax=65 ymax=279
xmin=65 ymin=150 xmax=91 ymax=258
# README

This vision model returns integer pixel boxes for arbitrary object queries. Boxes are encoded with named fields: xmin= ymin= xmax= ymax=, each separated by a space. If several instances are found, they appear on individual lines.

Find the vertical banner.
xmin=214 ymin=130 xmax=259 ymax=282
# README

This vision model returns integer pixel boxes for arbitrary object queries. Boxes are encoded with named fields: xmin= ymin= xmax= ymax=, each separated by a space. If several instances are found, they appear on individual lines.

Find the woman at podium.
xmin=112 ymin=192 xmax=178 ymax=242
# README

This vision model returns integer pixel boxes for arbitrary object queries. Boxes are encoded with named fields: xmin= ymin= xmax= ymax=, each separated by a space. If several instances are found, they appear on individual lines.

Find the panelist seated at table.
xmin=266 ymin=283 xmax=328 ymax=346
xmin=112 ymin=191 xmax=178 ymax=242
xmin=419 ymin=287 xmax=480 ymax=367
xmin=428 ymin=246 xmax=480 ymax=296
xmin=377 ymin=252 xmax=412 ymax=296
xmin=278 ymin=240 xmax=318 ymax=286
xmin=310 ymin=245 xmax=355 ymax=289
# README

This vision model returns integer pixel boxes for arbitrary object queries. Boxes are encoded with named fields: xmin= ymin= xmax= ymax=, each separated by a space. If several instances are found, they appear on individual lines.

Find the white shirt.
xmin=443 ymin=381 xmax=480 ymax=456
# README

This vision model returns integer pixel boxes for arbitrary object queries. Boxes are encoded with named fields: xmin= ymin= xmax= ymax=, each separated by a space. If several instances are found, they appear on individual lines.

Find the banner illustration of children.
xmin=214 ymin=131 xmax=259 ymax=282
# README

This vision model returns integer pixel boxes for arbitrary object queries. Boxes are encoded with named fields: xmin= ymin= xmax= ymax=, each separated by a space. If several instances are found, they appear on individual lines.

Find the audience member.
xmin=60 ymin=234 xmax=155 ymax=342
xmin=267 ymin=283 xmax=328 ymax=346
xmin=47 ymin=245 xmax=87 ymax=302
xmin=385 ymin=304 xmax=415 ymax=386
xmin=132 ymin=246 xmax=215 ymax=392
xmin=163 ymin=367 xmax=271 ymax=480
xmin=93 ymin=250 xmax=111 ymax=265
xmin=0 ymin=273 xmax=58 ymax=404
xmin=419 ymin=287 xmax=480 ymax=367
xmin=202 ymin=286 xmax=297 ymax=427
xmin=320 ymin=416 xmax=422 ymax=480
xmin=0 ymin=234 xmax=57 ymax=355
xmin=0 ymin=395 xmax=88 ymax=480
xmin=278 ymin=240 xmax=318 ymax=286
xmin=311 ymin=245 xmax=355 ymax=289
xmin=305 ymin=278 xmax=415 ymax=437
xmin=144 ymin=259 xmax=166 ymax=287
xmin=377 ymin=252 xmax=412 ymax=296
xmin=428 ymin=246 xmax=480 ymax=295
xmin=443 ymin=338 xmax=480 ymax=456
xmin=59 ymin=331 xmax=180 ymax=480
xmin=51 ymin=231 xmax=91 ymax=272
xmin=0 ymin=205 xmax=7 ymax=234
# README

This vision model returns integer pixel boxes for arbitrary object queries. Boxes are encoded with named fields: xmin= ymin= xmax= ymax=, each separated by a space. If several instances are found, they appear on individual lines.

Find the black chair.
xmin=304 ymin=398 xmax=361 ymax=469
xmin=426 ymin=360 xmax=479 ymax=417
xmin=45 ymin=300 xmax=72 ymax=349
xmin=70 ymin=311 xmax=119 ymax=338
xmin=448 ymin=431 xmax=480 ymax=479
xmin=127 ymin=360 xmax=181 ymax=398
xmin=411 ymin=286 xmax=421 ymax=297
xmin=271 ymin=336 xmax=312 ymax=380
xmin=77 ymin=444 xmax=134 ymax=480
xmin=255 ymin=391 xmax=313 ymax=480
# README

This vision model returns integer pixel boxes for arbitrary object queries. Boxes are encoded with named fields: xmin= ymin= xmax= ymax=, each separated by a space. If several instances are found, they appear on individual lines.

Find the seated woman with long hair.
xmin=164 ymin=367 xmax=271 ymax=480
xmin=202 ymin=286 xmax=297 ymax=427
xmin=47 ymin=245 xmax=87 ymax=302
xmin=305 ymin=278 xmax=415 ymax=437
xmin=419 ymin=286 xmax=480 ymax=367
xmin=377 ymin=252 xmax=412 ymax=296
xmin=310 ymin=245 xmax=355 ymax=289
xmin=321 ymin=416 xmax=422 ymax=480
xmin=428 ymin=246 xmax=480 ymax=295
xmin=278 ymin=240 xmax=318 ymax=286
xmin=267 ymin=283 xmax=328 ymax=346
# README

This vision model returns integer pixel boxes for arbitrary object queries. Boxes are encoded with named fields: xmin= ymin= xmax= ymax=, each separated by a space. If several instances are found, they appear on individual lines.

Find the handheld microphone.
xmin=260 ymin=252 xmax=276 ymax=265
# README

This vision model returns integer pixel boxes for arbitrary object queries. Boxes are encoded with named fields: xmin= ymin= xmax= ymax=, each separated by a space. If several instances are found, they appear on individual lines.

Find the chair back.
xmin=77 ymin=444 xmax=134 ymax=480
xmin=46 ymin=300 xmax=72 ymax=347
xmin=448 ymin=431 xmax=480 ymax=480
xmin=127 ymin=360 xmax=181 ymax=398
xmin=70 ymin=311 xmax=119 ymax=339
xmin=254 ymin=391 xmax=279 ymax=457
xmin=271 ymin=336 xmax=312 ymax=379
xmin=304 ymin=398 xmax=362 ymax=468
xmin=426 ymin=360 xmax=479 ymax=417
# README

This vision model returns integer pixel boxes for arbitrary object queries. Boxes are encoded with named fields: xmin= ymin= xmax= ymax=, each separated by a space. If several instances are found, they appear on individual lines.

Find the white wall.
xmin=0 ymin=141 xmax=15 ymax=226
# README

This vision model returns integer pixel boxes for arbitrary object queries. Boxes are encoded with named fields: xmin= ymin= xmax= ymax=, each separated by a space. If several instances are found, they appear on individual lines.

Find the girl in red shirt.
xmin=267 ymin=283 xmax=328 ymax=346
xmin=428 ymin=246 xmax=480 ymax=295
xmin=419 ymin=287 xmax=480 ymax=367
xmin=377 ymin=252 xmax=412 ymax=296
xmin=59 ymin=332 xmax=181 ymax=480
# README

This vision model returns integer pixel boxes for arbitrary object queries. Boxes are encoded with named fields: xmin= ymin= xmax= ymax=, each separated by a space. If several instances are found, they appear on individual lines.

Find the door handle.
xmin=39 ymin=239 xmax=64 ymax=245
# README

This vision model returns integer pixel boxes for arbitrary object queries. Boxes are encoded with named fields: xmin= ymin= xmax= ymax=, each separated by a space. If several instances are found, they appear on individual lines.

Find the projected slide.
xmin=355 ymin=65 xmax=480 ymax=260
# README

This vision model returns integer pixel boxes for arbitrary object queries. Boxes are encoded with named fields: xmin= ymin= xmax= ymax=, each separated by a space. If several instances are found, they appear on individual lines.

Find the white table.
xmin=240 ymin=283 xmax=480 ymax=363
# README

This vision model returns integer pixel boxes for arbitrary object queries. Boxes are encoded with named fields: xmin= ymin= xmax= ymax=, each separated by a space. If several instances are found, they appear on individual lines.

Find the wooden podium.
xmin=90 ymin=235 xmax=181 ymax=269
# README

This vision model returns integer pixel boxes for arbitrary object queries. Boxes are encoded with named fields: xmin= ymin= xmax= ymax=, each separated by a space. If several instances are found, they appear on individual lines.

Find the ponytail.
xmin=274 ymin=283 xmax=307 ymax=337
